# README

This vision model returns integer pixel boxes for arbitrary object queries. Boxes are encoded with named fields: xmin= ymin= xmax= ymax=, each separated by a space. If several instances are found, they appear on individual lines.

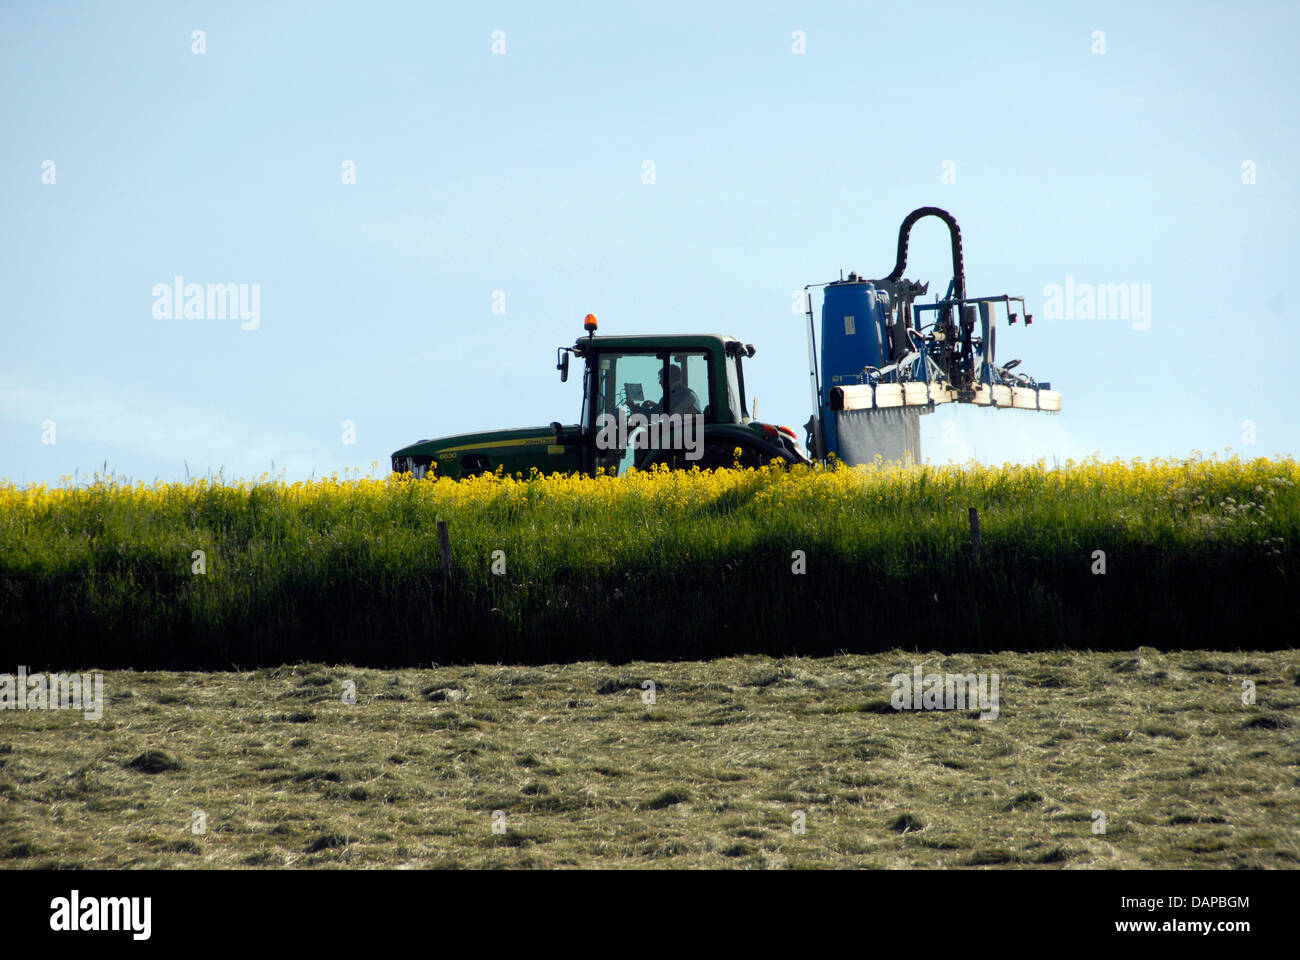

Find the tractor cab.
xmin=558 ymin=327 xmax=795 ymax=475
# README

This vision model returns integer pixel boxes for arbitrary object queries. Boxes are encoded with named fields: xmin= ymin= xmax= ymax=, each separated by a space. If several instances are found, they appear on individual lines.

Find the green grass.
xmin=2 ymin=457 xmax=1298 ymax=667
xmin=1 ymin=650 xmax=1296 ymax=869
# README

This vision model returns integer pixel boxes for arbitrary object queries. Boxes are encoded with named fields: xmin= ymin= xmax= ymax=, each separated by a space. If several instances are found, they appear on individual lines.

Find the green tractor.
xmin=391 ymin=315 xmax=810 ymax=479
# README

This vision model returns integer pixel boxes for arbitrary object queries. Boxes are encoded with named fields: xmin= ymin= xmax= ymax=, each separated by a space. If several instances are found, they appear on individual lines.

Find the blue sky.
xmin=2 ymin=0 xmax=1297 ymax=484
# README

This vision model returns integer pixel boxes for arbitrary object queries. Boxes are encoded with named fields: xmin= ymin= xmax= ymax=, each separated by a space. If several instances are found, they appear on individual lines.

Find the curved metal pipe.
xmin=880 ymin=206 xmax=966 ymax=302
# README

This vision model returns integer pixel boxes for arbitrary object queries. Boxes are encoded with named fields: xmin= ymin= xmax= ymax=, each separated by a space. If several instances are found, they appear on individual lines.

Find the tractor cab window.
xmin=590 ymin=351 xmax=664 ymax=474
xmin=597 ymin=352 xmax=665 ymax=420
xmin=725 ymin=354 xmax=749 ymax=422
xmin=588 ymin=349 xmax=715 ymax=474
xmin=671 ymin=353 xmax=708 ymax=418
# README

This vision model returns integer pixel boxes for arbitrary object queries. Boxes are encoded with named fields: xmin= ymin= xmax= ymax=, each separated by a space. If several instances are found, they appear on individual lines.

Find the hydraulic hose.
xmin=881 ymin=206 xmax=966 ymax=302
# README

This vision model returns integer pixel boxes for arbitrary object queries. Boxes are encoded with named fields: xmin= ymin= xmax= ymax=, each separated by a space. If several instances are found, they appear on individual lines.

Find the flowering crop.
xmin=2 ymin=455 xmax=1296 ymax=668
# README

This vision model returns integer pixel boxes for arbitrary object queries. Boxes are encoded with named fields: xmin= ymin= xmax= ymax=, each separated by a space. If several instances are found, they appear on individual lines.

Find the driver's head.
xmin=658 ymin=365 xmax=683 ymax=386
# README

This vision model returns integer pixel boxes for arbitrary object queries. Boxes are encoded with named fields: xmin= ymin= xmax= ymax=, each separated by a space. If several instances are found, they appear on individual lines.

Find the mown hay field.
xmin=1 ymin=650 xmax=1296 ymax=869
xmin=1 ymin=455 xmax=1298 ymax=668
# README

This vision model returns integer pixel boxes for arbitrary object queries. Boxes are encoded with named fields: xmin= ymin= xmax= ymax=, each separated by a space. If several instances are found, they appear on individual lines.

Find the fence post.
xmin=437 ymin=520 xmax=452 ymax=578
xmin=969 ymin=507 xmax=981 ymax=561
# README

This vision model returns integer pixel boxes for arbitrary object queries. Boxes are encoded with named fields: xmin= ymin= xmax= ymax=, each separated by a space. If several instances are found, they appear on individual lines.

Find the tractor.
xmin=391 ymin=323 xmax=808 ymax=480
xmin=391 ymin=207 xmax=1059 ymax=480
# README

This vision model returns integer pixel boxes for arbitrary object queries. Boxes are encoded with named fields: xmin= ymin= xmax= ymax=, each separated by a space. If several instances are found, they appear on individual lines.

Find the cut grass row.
xmin=1 ymin=650 xmax=1295 ymax=869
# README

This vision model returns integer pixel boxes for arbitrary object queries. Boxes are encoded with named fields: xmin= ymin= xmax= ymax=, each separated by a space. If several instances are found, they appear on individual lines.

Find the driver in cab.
xmin=642 ymin=363 xmax=700 ymax=416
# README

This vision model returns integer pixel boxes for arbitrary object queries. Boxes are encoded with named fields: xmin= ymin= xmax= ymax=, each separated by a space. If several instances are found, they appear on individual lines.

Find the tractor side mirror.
xmin=557 ymin=350 xmax=570 ymax=382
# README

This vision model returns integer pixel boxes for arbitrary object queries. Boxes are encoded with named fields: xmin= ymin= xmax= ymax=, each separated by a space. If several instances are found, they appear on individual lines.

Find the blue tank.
xmin=820 ymin=278 xmax=890 ymax=455
xmin=821 ymin=279 xmax=890 ymax=386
